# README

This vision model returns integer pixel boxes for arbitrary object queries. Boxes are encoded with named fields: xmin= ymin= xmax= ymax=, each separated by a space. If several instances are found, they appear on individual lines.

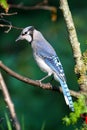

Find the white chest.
xmin=33 ymin=53 xmax=53 ymax=75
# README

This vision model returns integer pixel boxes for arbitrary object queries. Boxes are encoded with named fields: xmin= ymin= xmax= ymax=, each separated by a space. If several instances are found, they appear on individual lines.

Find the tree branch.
xmin=0 ymin=61 xmax=52 ymax=90
xmin=0 ymin=24 xmax=23 ymax=33
xmin=9 ymin=4 xmax=57 ymax=12
xmin=0 ymin=12 xmax=17 ymax=17
xmin=9 ymin=3 xmax=57 ymax=22
xmin=0 ymin=61 xmax=81 ymax=98
xmin=60 ymin=0 xmax=87 ymax=91
xmin=0 ymin=72 xmax=21 ymax=130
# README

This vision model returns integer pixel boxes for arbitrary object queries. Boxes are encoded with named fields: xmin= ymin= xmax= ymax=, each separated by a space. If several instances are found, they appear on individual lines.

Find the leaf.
xmin=5 ymin=112 xmax=12 ymax=130
xmin=0 ymin=0 xmax=9 ymax=13
xmin=62 ymin=116 xmax=71 ymax=126
xmin=62 ymin=96 xmax=87 ymax=126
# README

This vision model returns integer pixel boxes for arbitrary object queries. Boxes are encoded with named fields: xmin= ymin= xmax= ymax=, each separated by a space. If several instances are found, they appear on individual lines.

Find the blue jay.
xmin=16 ymin=26 xmax=74 ymax=111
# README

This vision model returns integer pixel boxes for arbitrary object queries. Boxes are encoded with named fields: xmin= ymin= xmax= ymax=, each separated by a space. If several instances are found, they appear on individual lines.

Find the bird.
xmin=16 ymin=26 xmax=74 ymax=111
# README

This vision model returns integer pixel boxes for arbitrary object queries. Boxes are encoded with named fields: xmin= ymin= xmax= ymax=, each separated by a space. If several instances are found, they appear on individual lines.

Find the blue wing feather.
xmin=44 ymin=56 xmax=66 ymax=82
xmin=35 ymin=41 xmax=66 ymax=82
xmin=41 ymin=55 xmax=74 ymax=111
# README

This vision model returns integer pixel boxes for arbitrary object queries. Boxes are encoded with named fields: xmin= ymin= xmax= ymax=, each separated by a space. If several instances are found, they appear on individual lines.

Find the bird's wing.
xmin=37 ymin=49 xmax=66 ymax=82
xmin=44 ymin=56 xmax=66 ymax=82
xmin=35 ymin=40 xmax=66 ymax=82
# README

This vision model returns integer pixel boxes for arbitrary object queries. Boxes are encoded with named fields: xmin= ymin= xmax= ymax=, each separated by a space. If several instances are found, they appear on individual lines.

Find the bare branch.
xmin=0 ymin=24 xmax=23 ymax=32
xmin=9 ymin=3 xmax=57 ymax=21
xmin=0 ymin=12 xmax=17 ymax=17
xmin=0 ymin=61 xmax=52 ymax=90
xmin=0 ymin=61 xmax=82 ymax=98
xmin=60 ymin=0 xmax=87 ymax=91
xmin=0 ymin=72 xmax=21 ymax=130
xmin=0 ymin=24 xmax=23 ymax=30
xmin=9 ymin=4 xmax=57 ymax=12
xmin=0 ymin=18 xmax=12 ymax=33
xmin=0 ymin=12 xmax=20 ymax=33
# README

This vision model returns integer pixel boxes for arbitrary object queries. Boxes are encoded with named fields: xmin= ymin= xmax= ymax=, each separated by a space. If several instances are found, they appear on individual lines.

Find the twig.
xmin=0 ymin=13 xmax=22 ymax=33
xmin=0 ymin=12 xmax=17 ymax=17
xmin=0 ymin=24 xmax=23 ymax=30
xmin=0 ymin=19 xmax=12 ymax=33
xmin=0 ymin=61 xmax=81 ymax=98
xmin=0 ymin=12 xmax=19 ymax=32
xmin=0 ymin=24 xmax=23 ymax=32
xmin=59 ymin=0 xmax=87 ymax=91
xmin=9 ymin=4 xmax=57 ymax=12
xmin=0 ymin=72 xmax=21 ymax=130
xmin=9 ymin=3 xmax=57 ymax=21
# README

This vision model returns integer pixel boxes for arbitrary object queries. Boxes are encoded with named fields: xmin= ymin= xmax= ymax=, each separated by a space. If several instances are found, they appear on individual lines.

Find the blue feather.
xmin=59 ymin=80 xmax=74 ymax=111
xmin=39 ymin=55 xmax=74 ymax=111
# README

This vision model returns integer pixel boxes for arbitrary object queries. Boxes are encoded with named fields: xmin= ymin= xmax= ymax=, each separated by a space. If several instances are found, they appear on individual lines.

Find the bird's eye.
xmin=24 ymin=31 xmax=27 ymax=34
xmin=22 ymin=31 xmax=27 ymax=36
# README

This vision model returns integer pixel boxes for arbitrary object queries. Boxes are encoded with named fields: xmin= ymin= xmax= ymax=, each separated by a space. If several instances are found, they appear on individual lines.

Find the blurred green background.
xmin=0 ymin=0 xmax=87 ymax=129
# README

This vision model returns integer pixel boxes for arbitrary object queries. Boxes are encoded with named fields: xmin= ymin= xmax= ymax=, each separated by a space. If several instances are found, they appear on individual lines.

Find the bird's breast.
xmin=33 ymin=53 xmax=53 ymax=74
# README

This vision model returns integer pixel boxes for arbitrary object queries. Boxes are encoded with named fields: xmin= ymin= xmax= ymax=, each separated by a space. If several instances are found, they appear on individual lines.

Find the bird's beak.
xmin=15 ymin=35 xmax=22 ymax=42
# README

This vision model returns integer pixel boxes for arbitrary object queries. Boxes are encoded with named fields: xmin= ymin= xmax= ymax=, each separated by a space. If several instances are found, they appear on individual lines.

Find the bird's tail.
xmin=59 ymin=81 xmax=74 ymax=111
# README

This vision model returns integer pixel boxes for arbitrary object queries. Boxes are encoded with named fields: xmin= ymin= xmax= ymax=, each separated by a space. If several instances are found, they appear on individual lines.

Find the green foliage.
xmin=0 ymin=0 xmax=9 ymax=12
xmin=62 ymin=96 xmax=87 ymax=126
xmin=41 ymin=121 xmax=46 ymax=130
xmin=5 ymin=112 xmax=12 ymax=130
xmin=75 ymin=123 xmax=87 ymax=130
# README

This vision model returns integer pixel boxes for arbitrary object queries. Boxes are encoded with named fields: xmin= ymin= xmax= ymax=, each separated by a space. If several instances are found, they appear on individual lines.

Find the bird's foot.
xmin=36 ymin=80 xmax=42 ymax=87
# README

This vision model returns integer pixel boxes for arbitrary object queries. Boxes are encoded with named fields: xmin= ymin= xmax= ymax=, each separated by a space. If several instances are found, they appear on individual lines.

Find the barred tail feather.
xmin=60 ymin=81 xmax=74 ymax=111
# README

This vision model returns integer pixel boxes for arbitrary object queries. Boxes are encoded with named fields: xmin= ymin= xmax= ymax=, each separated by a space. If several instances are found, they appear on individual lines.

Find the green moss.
xmin=83 ymin=50 xmax=87 ymax=71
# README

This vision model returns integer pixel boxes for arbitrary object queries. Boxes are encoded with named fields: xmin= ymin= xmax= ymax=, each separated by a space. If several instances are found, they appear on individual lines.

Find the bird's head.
xmin=16 ymin=26 xmax=34 ymax=43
